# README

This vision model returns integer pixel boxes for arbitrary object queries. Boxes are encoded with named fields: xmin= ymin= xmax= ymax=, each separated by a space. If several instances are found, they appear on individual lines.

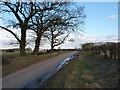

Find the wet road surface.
xmin=2 ymin=51 xmax=79 ymax=88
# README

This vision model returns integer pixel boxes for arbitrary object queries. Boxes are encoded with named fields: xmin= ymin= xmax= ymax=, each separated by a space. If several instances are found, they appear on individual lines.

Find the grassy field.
xmin=2 ymin=51 xmax=68 ymax=77
xmin=45 ymin=51 xmax=119 ymax=88
xmin=2 ymin=50 xmax=32 ymax=61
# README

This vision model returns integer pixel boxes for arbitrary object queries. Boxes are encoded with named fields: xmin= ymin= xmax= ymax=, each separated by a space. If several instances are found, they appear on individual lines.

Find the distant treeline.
xmin=82 ymin=42 xmax=119 ymax=60
xmin=49 ymin=49 xmax=79 ymax=51
xmin=37 ymin=49 xmax=79 ymax=54
xmin=2 ymin=48 xmax=79 ymax=53
xmin=2 ymin=48 xmax=32 ymax=53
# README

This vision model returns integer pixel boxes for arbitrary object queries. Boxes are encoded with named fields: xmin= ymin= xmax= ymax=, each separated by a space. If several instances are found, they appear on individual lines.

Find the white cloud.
xmin=108 ymin=15 xmax=117 ymax=18
xmin=0 ymin=29 xmax=118 ymax=50
xmin=81 ymin=35 xmax=118 ymax=43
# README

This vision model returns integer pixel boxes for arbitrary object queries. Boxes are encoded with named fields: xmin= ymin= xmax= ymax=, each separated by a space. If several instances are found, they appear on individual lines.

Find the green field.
xmin=45 ymin=51 xmax=118 ymax=88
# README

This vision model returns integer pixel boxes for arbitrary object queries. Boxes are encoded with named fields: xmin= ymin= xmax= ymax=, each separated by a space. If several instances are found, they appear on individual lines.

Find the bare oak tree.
xmin=0 ymin=2 xmax=37 ymax=55
xmin=44 ymin=25 xmax=69 ymax=50
xmin=0 ymin=2 xmax=86 ymax=55
xmin=44 ymin=3 xmax=86 ymax=50
xmin=30 ymin=2 xmax=70 ymax=54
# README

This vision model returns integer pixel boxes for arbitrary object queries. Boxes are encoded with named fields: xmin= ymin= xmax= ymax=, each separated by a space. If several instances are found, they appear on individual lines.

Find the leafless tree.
xmin=44 ymin=2 xmax=86 ymax=51
xmin=0 ymin=2 xmax=37 ymax=55
xmin=29 ymin=2 xmax=69 ymax=54
xmin=0 ymin=1 xmax=86 ymax=55
xmin=44 ymin=25 xmax=69 ymax=50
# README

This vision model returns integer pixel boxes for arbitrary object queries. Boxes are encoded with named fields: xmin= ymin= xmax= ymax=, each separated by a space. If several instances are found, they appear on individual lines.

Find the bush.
xmin=91 ymin=42 xmax=118 ymax=60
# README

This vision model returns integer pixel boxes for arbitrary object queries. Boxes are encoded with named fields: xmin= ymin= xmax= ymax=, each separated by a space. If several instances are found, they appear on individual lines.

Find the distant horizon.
xmin=0 ymin=2 xmax=118 ymax=50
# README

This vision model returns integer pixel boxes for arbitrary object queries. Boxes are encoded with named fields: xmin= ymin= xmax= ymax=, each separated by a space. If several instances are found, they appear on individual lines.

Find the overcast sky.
xmin=0 ymin=2 xmax=118 ymax=50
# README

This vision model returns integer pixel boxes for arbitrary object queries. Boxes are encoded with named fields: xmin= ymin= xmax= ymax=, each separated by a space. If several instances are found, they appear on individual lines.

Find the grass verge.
xmin=2 ymin=51 xmax=68 ymax=77
xmin=45 ymin=50 xmax=119 ymax=88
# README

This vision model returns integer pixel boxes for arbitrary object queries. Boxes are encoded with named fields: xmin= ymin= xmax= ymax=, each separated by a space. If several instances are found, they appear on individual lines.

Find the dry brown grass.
xmin=85 ymin=83 xmax=101 ymax=88
xmin=81 ymin=75 xmax=94 ymax=80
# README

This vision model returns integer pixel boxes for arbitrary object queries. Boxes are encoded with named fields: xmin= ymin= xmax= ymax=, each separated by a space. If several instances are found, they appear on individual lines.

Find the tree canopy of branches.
xmin=29 ymin=2 xmax=86 ymax=54
xmin=44 ymin=25 xmax=69 ymax=50
xmin=29 ymin=2 xmax=70 ymax=54
xmin=0 ymin=2 xmax=37 ymax=55
xmin=43 ymin=2 xmax=86 ymax=51
xmin=0 ymin=1 xmax=86 ymax=55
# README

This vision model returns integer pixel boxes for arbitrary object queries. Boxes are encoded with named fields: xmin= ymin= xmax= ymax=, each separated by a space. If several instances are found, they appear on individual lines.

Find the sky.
xmin=82 ymin=2 xmax=118 ymax=36
xmin=0 ymin=2 xmax=118 ymax=49
xmin=76 ymin=2 xmax=118 ymax=43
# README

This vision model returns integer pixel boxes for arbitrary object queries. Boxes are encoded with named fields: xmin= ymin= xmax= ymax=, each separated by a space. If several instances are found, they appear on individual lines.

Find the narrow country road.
xmin=2 ymin=51 xmax=79 ymax=88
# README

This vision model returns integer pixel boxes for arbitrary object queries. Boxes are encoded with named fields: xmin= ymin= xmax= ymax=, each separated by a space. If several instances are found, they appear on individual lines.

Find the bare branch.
xmin=0 ymin=26 xmax=21 ymax=43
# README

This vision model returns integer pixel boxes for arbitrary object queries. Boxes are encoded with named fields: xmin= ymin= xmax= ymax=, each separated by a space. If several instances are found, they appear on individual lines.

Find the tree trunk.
xmin=51 ymin=30 xmax=54 ymax=51
xmin=33 ymin=33 xmax=42 ymax=55
xmin=20 ymin=27 xmax=26 ymax=56
xmin=51 ymin=44 xmax=54 ymax=51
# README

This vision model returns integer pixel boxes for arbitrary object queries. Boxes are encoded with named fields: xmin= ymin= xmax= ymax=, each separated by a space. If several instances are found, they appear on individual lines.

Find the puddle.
xmin=23 ymin=53 xmax=79 ymax=89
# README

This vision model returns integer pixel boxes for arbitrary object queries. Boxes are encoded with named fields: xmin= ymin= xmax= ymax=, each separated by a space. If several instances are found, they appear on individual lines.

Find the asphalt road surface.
xmin=2 ymin=51 xmax=79 ymax=88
